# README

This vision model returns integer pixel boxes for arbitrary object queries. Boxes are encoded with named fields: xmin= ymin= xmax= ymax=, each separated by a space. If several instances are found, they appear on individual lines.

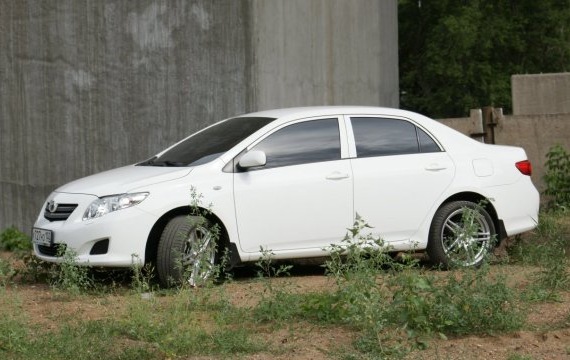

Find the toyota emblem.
xmin=47 ymin=200 xmax=57 ymax=213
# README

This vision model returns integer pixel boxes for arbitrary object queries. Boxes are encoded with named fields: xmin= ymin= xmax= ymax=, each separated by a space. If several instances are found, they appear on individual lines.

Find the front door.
xmin=233 ymin=117 xmax=353 ymax=256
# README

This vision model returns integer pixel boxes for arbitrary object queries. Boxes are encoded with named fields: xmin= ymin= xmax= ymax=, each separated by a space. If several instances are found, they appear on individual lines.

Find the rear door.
xmin=347 ymin=116 xmax=455 ymax=243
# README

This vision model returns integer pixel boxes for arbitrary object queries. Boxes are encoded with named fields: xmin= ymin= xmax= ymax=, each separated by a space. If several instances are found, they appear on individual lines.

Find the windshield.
xmin=138 ymin=117 xmax=275 ymax=167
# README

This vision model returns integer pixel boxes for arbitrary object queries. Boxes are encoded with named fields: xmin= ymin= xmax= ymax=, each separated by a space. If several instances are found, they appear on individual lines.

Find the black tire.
xmin=157 ymin=215 xmax=218 ymax=287
xmin=427 ymin=201 xmax=496 ymax=269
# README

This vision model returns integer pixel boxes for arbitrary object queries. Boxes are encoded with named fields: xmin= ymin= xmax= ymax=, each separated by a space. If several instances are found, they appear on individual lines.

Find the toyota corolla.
xmin=32 ymin=107 xmax=539 ymax=286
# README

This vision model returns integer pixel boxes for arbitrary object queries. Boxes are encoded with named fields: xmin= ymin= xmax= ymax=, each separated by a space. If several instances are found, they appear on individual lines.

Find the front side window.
xmin=351 ymin=117 xmax=441 ymax=158
xmin=250 ymin=118 xmax=341 ymax=169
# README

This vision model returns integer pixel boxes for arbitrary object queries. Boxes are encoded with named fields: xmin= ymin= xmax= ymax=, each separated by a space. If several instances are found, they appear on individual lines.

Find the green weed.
xmin=544 ymin=144 xmax=570 ymax=208
xmin=50 ymin=246 xmax=93 ymax=295
xmin=0 ymin=227 xmax=31 ymax=252
xmin=253 ymin=213 xmax=525 ymax=357
xmin=130 ymin=254 xmax=155 ymax=294
xmin=0 ymin=258 xmax=15 ymax=288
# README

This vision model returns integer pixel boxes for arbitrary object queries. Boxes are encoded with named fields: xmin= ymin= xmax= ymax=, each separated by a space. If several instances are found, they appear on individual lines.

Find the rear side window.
xmin=417 ymin=127 xmax=441 ymax=153
xmin=351 ymin=117 xmax=441 ymax=157
xmin=251 ymin=118 xmax=341 ymax=169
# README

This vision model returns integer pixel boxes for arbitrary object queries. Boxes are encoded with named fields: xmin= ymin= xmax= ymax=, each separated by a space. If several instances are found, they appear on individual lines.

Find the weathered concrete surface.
xmin=251 ymin=0 xmax=399 ymax=109
xmin=0 ymin=1 xmax=253 ymax=231
xmin=512 ymin=73 xmax=570 ymax=115
xmin=0 ymin=0 xmax=399 ymax=232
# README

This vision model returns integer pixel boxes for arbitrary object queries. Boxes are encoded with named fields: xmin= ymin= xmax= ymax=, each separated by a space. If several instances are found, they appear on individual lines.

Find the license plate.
xmin=32 ymin=228 xmax=53 ymax=246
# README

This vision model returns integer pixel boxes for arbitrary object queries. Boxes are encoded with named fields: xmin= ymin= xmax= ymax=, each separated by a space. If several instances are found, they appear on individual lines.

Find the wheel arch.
xmin=437 ymin=191 xmax=506 ymax=242
xmin=144 ymin=206 xmax=231 ymax=265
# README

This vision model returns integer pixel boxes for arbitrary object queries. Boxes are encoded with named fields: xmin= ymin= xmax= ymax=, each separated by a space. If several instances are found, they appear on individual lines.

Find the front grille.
xmin=37 ymin=244 xmax=66 ymax=257
xmin=44 ymin=203 xmax=78 ymax=221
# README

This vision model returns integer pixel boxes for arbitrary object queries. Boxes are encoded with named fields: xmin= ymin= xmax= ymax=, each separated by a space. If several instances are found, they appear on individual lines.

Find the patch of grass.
xmin=507 ymin=354 xmax=534 ymax=360
xmin=3 ymin=208 xmax=567 ymax=359
xmin=252 ymin=214 xmax=525 ymax=358
xmin=512 ymin=210 xmax=570 ymax=302
xmin=115 ymin=292 xmax=265 ymax=357
xmin=0 ymin=287 xmax=265 ymax=359
xmin=390 ymin=266 xmax=523 ymax=336
xmin=0 ymin=297 xmax=28 ymax=355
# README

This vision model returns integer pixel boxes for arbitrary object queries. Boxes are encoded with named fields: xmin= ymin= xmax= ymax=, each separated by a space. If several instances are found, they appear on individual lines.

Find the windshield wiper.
xmin=136 ymin=157 xmax=186 ymax=167
xmin=137 ymin=157 xmax=157 ymax=166
xmin=149 ymin=160 xmax=187 ymax=167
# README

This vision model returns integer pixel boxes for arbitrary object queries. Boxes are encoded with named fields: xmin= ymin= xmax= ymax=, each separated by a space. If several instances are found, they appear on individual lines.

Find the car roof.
xmin=237 ymin=106 xmax=420 ymax=120
xmin=230 ymin=106 xmax=484 ymax=156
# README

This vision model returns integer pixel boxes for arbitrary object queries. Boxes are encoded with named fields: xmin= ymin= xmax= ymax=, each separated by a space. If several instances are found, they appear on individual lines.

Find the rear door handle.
xmin=326 ymin=171 xmax=350 ymax=180
xmin=425 ymin=163 xmax=447 ymax=171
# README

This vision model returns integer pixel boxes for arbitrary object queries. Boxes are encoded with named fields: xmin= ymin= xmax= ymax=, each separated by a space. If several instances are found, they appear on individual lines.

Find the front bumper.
xmin=33 ymin=192 xmax=157 ymax=267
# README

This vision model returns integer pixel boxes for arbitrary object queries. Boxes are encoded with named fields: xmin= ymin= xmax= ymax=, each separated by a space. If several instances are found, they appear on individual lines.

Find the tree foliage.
xmin=399 ymin=0 xmax=570 ymax=118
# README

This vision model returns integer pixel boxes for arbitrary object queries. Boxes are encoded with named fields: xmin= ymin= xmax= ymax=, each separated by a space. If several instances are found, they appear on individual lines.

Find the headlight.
xmin=83 ymin=192 xmax=149 ymax=221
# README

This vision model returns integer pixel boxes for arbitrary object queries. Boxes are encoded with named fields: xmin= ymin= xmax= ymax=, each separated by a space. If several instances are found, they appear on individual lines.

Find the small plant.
xmin=16 ymin=252 xmax=53 ymax=284
xmin=179 ymin=186 xmax=222 ymax=288
xmin=318 ymin=216 xmax=399 ymax=354
xmin=544 ymin=144 xmax=570 ymax=208
xmin=252 ymin=246 xmax=296 ymax=323
xmin=0 ymin=258 xmax=15 ymax=288
xmin=50 ymin=245 xmax=93 ymax=294
xmin=131 ymin=254 xmax=155 ymax=294
xmin=255 ymin=246 xmax=293 ymax=280
xmin=325 ymin=213 xmax=397 ymax=280
xmin=0 ymin=227 xmax=32 ymax=252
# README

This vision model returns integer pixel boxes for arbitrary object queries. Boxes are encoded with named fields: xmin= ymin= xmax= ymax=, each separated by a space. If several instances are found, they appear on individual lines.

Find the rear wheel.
xmin=427 ymin=201 xmax=495 ymax=268
xmin=157 ymin=215 xmax=218 ymax=287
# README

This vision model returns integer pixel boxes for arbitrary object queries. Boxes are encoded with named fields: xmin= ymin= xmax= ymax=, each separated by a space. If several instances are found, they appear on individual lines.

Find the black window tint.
xmin=352 ymin=117 xmax=419 ymax=157
xmin=252 ymin=118 xmax=340 ymax=169
xmin=144 ymin=117 xmax=274 ymax=166
xmin=417 ymin=127 xmax=442 ymax=153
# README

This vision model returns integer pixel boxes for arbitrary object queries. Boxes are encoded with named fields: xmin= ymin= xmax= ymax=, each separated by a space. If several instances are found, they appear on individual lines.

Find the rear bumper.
xmin=486 ymin=177 xmax=539 ymax=238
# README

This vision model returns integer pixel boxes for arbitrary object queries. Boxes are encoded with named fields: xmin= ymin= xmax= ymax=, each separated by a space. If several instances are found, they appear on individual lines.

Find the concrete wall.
xmin=251 ymin=0 xmax=399 ymax=109
xmin=512 ymin=73 xmax=570 ymax=115
xmin=0 ymin=0 xmax=399 ymax=232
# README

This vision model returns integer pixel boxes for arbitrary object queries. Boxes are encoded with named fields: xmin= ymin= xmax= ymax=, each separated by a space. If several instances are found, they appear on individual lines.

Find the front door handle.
xmin=326 ymin=171 xmax=350 ymax=180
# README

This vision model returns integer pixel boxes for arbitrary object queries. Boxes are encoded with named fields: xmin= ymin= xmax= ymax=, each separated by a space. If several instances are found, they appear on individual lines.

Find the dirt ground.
xmin=2 ymin=254 xmax=569 ymax=360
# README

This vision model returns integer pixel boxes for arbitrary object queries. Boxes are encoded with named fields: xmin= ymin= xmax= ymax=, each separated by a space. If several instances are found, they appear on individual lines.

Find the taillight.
xmin=515 ymin=160 xmax=532 ymax=176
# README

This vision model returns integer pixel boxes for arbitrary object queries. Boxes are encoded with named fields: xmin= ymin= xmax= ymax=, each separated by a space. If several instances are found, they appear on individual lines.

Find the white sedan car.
xmin=32 ymin=107 xmax=539 ymax=285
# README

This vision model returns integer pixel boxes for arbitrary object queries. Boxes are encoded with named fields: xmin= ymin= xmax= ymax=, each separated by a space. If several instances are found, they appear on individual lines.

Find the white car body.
xmin=33 ymin=107 xmax=539 ymax=271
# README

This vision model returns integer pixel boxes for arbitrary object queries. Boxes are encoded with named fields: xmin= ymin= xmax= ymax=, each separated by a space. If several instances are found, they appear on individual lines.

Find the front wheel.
xmin=157 ymin=215 xmax=218 ymax=287
xmin=427 ymin=201 xmax=496 ymax=268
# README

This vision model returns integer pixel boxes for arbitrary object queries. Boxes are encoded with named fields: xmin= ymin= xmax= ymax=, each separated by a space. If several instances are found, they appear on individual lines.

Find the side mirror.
xmin=238 ymin=150 xmax=267 ymax=169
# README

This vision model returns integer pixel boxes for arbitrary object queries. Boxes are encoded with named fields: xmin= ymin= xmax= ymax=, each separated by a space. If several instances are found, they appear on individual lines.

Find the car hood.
xmin=55 ymin=165 xmax=193 ymax=197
